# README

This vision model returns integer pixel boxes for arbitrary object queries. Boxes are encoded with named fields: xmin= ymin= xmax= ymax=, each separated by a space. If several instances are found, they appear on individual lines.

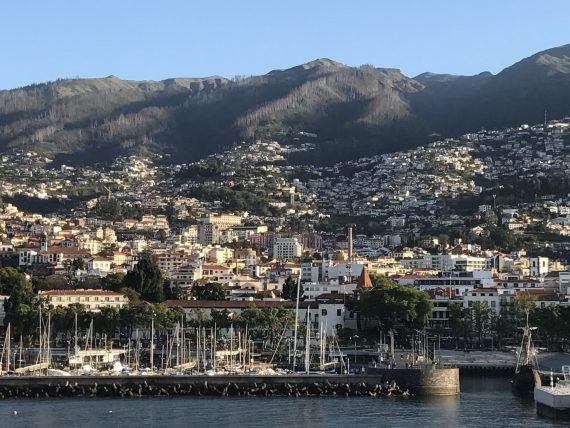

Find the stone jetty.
xmin=0 ymin=375 xmax=411 ymax=399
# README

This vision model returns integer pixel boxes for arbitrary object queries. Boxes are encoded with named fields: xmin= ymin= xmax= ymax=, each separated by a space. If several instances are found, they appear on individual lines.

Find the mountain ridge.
xmin=1 ymin=46 xmax=570 ymax=164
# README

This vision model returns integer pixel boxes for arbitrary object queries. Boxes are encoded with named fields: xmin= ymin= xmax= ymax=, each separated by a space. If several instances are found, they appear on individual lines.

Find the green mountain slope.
xmin=1 ymin=45 xmax=570 ymax=164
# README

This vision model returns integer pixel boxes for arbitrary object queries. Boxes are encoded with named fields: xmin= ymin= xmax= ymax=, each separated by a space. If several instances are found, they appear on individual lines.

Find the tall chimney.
xmin=348 ymin=227 xmax=353 ymax=262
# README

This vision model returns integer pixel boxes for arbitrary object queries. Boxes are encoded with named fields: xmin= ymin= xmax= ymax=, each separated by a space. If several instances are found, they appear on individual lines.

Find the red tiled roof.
xmin=203 ymin=265 xmax=231 ymax=270
xmin=40 ymin=289 xmax=123 ymax=296
xmin=515 ymin=290 xmax=560 ymax=300
xmin=45 ymin=246 xmax=90 ymax=255
xmin=166 ymin=300 xmax=295 ymax=309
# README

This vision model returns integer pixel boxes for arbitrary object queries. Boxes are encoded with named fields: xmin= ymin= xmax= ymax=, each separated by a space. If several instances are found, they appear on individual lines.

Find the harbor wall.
xmin=364 ymin=367 xmax=460 ymax=395
xmin=0 ymin=372 xmax=458 ymax=399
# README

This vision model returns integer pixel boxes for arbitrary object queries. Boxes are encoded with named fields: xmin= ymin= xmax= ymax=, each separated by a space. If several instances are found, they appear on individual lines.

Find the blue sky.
xmin=2 ymin=0 xmax=569 ymax=89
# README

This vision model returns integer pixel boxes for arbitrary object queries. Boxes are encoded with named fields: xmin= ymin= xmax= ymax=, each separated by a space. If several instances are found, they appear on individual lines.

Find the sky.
xmin=2 ymin=0 xmax=569 ymax=90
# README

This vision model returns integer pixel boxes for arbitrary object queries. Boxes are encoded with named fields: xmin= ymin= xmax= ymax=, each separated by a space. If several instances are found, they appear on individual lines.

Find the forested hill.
xmin=1 ymin=45 xmax=570 ymax=164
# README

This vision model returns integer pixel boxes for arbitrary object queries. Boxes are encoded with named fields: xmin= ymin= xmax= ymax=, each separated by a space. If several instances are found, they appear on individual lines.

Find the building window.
xmin=321 ymin=309 xmax=327 ymax=316
xmin=337 ymin=309 xmax=342 ymax=316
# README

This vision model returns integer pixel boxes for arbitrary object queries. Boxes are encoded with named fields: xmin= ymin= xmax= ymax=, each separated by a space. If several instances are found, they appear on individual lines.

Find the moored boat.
xmin=512 ymin=312 xmax=540 ymax=395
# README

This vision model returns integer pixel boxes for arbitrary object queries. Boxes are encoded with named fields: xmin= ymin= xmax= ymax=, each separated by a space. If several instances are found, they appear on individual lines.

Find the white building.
xmin=198 ymin=223 xmax=220 ymax=245
xmin=170 ymin=264 xmax=203 ymax=289
xmin=300 ymin=260 xmax=364 ymax=283
xmin=530 ymin=257 xmax=549 ymax=277
xmin=87 ymin=256 xmax=112 ymax=275
xmin=463 ymin=288 xmax=502 ymax=314
xmin=40 ymin=289 xmax=128 ymax=312
xmin=401 ymin=254 xmax=486 ymax=272
xmin=559 ymin=271 xmax=570 ymax=295
xmin=414 ymin=270 xmax=494 ymax=297
xmin=302 ymin=281 xmax=358 ymax=301
xmin=273 ymin=238 xmax=303 ymax=260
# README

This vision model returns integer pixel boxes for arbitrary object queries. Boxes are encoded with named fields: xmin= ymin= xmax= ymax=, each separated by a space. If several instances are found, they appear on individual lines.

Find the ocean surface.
xmin=0 ymin=376 xmax=564 ymax=427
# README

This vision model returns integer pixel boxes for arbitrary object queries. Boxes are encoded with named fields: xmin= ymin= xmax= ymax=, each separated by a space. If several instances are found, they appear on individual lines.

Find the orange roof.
xmin=45 ymin=246 xmax=90 ymax=255
xmin=357 ymin=266 xmax=373 ymax=289
xmin=203 ymin=264 xmax=231 ymax=270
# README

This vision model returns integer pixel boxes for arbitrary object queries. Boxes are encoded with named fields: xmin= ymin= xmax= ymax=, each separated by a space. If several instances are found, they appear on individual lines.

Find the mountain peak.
xmin=268 ymin=58 xmax=345 ymax=75
xmin=299 ymin=58 xmax=345 ymax=69
xmin=499 ymin=44 xmax=570 ymax=79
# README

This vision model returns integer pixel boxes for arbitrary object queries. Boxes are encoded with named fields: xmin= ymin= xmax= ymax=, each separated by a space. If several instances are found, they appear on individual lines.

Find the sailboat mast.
xmin=38 ymin=305 xmax=42 ymax=367
xmin=230 ymin=323 xmax=234 ymax=374
xmin=195 ymin=327 xmax=199 ymax=372
xmin=305 ymin=305 xmax=310 ymax=374
xmin=6 ymin=323 xmax=11 ymax=373
xmin=150 ymin=315 xmax=154 ymax=371
xmin=292 ymin=276 xmax=301 ymax=372
xmin=19 ymin=335 xmax=22 ymax=371
xmin=74 ymin=312 xmax=78 ymax=355
xmin=213 ymin=323 xmax=217 ymax=372
xmin=46 ymin=312 xmax=51 ymax=372
xmin=203 ymin=327 xmax=206 ymax=370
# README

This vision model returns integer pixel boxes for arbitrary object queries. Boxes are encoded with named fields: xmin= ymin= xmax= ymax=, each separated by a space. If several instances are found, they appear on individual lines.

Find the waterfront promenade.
xmin=437 ymin=350 xmax=570 ymax=375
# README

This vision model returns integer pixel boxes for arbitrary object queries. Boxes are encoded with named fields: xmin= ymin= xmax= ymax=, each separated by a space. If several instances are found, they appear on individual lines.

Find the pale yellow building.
xmin=40 ymin=289 xmax=128 ymax=312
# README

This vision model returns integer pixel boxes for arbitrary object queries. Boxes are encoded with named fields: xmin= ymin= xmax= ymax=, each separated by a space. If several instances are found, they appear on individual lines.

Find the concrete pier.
xmin=366 ymin=367 xmax=460 ymax=395
xmin=535 ymin=385 xmax=570 ymax=420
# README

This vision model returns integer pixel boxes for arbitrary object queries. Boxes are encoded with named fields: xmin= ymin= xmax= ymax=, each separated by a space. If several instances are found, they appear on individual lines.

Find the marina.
xmin=0 ymin=377 xmax=557 ymax=428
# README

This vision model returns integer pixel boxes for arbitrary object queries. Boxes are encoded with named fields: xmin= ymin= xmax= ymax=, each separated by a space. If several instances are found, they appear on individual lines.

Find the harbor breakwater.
xmin=0 ymin=370 xmax=459 ymax=399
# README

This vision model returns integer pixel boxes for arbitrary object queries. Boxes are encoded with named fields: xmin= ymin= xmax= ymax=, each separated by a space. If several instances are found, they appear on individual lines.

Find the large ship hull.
xmin=512 ymin=365 xmax=540 ymax=396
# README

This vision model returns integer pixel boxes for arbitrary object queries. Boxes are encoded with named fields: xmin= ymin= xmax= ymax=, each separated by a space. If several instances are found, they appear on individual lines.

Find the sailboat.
xmin=512 ymin=312 xmax=541 ymax=395
xmin=68 ymin=316 xmax=125 ymax=371
xmin=0 ymin=323 xmax=11 ymax=375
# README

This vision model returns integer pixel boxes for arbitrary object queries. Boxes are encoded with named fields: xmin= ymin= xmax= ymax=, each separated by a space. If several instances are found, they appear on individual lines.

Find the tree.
xmin=282 ymin=276 xmax=303 ymax=301
xmin=118 ymin=287 xmax=142 ymax=303
xmin=50 ymin=304 xmax=87 ymax=340
xmin=210 ymin=309 xmax=233 ymax=328
xmin=34 ymin=275 xmax=69 ymax=291
xmin=4 ymin=275 xmax=37 ymax=338
xmin=358 ymin=277 xmax=431 ymax=329
xmin=491 ymin=312 xmax=515 ymax=350
xmin=191 ymin=283 xmax=225 ymax=301
xmin=448 ymin=302 xmax=473 ymax=348
xmin=514 ymin=293 xmax=536 ymax=324
xmin=235 ymin=305 xmax=262 ymax=330
xmin=152 ymin=303 xmax=183 ymax=330
xmin=258 ymin=307 xmax=295 ymax=348
xmin=471 ymin=301 xmax=491 ymax=348
xmin=62 ymin=259 xmax=78 ymax=286
xmin=118 ymin=305 xmax=151 ymax=341
xmin=0 ymin=267 xmax=28 ymax=295
xmin=124 ymin=252 xmax=164 ymax=302
xmin=531 ymin=306 xmax=559 ymax=350
xmin=101 ymin=273 xmax=125 ymax=291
